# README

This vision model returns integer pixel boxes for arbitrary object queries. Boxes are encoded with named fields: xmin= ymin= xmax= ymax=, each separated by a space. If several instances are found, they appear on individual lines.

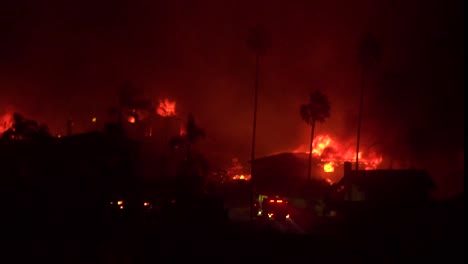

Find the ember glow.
xmin=179 ymin=127 xmax=186 ymax=136
xmin=157 ymin=99 xmax=176 ymax=117
xmin=294 ymin=134 xmax=383 ymax=173
xmin=0 ymin=112 xmax=12 ymax=134
xmin=232 ymin=174 xmax=251 ymax=181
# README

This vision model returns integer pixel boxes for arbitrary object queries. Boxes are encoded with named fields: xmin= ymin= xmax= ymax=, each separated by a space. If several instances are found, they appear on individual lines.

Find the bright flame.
xmin=157 ymin=99 xmax=176 ymax=117
xmin=117 ymin=200 xmax=123 ymax=205
xmin=232 ymin=174 xmax=251 ymax=181
xmin=128 ymin=116 xmax=136 ymax=123
xmin=312 ymin=135 xmax=334 ymax=156
xmin=91 ymin=117 xmax=97 ymax=123
xmin=324 ymin=162 xmax=335 ymax=173
xmin=293 ymin=134 xmax=383 ymax=173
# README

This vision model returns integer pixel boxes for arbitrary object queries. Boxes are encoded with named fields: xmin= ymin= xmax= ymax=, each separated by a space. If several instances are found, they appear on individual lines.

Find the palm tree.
xmin=247 ymin=25 xmax=271 ymax=221
xmin=300 ymin=91 xmax=331 ymax=181
xmin=356 ymin=32 xmax=382 ymax=170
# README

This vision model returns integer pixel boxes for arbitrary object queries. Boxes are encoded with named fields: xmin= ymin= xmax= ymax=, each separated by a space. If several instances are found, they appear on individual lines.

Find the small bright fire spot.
xmin=232 ymin=174 xmax=251 ymax=181
xmin=127 ymin=116 xmax=136 ymax=123
xmin=91 ymin=117 xmax=97 ymax=123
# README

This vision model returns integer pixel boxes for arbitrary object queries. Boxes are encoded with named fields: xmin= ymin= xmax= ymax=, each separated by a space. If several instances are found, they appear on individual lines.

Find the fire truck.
xmin=256 ymin=196 xmax=291 ymax=221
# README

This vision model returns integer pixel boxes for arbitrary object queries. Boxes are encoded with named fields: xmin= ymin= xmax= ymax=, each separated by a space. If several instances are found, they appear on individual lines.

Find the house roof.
xmin=251 ymin=152 xmax=328 ymax=197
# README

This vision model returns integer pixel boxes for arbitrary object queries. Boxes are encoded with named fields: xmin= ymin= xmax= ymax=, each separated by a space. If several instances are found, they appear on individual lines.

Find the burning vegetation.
xmin=227 ymin=158 xmax=251 ymax=181
xmin=293 ymin=134 xmax=383 ymax=173
xmin=157 ymin=99 xmax=176 ymax=117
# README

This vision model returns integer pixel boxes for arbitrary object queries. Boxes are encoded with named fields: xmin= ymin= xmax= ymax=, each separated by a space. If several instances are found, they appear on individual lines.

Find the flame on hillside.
xmin=293 ymin=134 xmax=383 ymax=173
xmin=227 ymin=158 xmax=251 ymax=181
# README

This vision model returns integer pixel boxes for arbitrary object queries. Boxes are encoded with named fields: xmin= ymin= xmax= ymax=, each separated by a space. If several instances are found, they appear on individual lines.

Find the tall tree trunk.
xmin=307 ymin=121 xmax=316 ymax=182
xmin=250 ymin=53 xmax=260 ymax=222
xmin=356 ymin=65 xmax=366 ymax=171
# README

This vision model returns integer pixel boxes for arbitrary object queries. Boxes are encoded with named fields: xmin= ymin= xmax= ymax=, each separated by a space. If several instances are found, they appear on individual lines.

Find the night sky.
xmin=0 ymin=0 xmax=464 ymax=197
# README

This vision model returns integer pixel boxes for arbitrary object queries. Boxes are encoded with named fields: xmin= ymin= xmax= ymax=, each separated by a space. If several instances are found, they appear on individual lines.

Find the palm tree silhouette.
xmin=300 ymin=91 xmax=331 ymax=181
xmin=356 ymin=32 xmax=382 ymax=170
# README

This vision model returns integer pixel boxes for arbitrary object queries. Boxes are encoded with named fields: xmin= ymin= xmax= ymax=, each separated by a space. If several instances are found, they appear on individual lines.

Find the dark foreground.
xmin=3 ymin=197 xmax=464 ymax=264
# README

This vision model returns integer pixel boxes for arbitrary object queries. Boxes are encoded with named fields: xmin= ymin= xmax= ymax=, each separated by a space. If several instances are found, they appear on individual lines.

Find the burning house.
xmin=251 ymin=152 xmax=331 ymax=198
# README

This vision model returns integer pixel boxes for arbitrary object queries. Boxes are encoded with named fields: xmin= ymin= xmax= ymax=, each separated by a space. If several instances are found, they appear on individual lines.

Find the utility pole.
xmin=247 ymin=25 xmax=270 ymax=223
xmin=355 ymin=66 xmax=365 ymax=171
xmin=250 ymin=53 xmax=259 ymax=222
xmin=356 ymin=32 xmax=381 ymax=172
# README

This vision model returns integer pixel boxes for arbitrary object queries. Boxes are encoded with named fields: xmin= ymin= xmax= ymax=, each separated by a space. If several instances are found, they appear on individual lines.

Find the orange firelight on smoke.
xmin=0 ymin=112 xmax=13 ymax=134
xmin=157 ymin=99 xmax=176 ymax=117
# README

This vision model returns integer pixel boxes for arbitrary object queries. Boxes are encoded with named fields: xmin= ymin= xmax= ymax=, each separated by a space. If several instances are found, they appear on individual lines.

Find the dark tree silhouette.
xmin=355 ymin=32 xmax=382 ymax=170
xmin=116 ymin=81 xmax=148 ymax=124
xmin=169 ymin=113 xmax=205 ymax=161
xmin=169 ymin=114 xmax=207 ymax=196
xmin=1 ymin=113 xmax=51 ymax=140
xmin=300 ymin=91 xmax=331 ymax=181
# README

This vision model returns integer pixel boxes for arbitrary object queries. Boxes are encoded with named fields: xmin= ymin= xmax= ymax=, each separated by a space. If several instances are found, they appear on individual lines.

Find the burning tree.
xmin=156 ymin=99 xmax=176 ymax=117
xmin=300 ymin=91 xmax=331 ymax=182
